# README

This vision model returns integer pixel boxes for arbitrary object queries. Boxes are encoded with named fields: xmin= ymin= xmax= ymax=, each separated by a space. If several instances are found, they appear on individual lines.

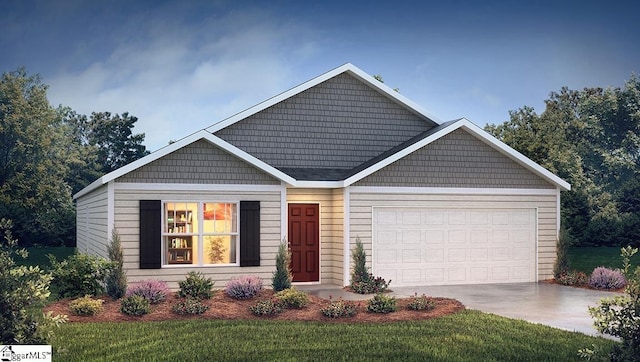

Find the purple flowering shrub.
xmin=225 ymin=275 xmax=263 ymax=300
xmin=588 ymin=267 xmax=626 ymax=290
xmin=125 ymin=279 xmax=171 ymax=304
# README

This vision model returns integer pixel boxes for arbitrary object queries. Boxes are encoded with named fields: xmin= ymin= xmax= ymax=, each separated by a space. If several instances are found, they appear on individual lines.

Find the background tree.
xmin=486 ymin=75 xmax=640 ymax=246
xmin=0 ymin=69 xmax=75 ymax=245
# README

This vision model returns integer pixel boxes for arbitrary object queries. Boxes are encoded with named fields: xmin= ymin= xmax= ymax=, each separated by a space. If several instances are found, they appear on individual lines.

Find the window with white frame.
xmin=163 ymin=201 xmax=238 ymax=266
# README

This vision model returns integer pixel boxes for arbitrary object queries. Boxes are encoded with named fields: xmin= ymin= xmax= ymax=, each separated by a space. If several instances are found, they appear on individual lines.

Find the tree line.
xmin=0 ymin=69 xmax=149 ymax=246
xmin=485 ymin=75 xmax=640 ymax=246
xmin=1 ymin=68 xmax=638 ymax=247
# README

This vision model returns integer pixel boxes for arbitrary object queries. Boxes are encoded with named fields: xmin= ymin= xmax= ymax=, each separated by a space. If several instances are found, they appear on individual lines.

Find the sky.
xmin=1 ymin=0 xmax=639 ymax=151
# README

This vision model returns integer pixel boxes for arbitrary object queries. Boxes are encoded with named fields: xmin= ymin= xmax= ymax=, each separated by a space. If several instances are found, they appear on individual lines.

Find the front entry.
xmin=288 ymin=204 xmax=320 ymax=282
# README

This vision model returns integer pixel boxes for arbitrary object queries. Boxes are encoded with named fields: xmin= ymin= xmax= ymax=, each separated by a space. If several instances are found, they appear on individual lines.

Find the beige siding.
xmin=114 ymin=187 xmax=282 ymax=290
xmin=117 ymin=140 xmax=280 ymax=185
xmin=355 ymin=129 xmax=555 ymax=189
xmin=75 ymin=185 xmax=109 ymax=258
xmin=287 ymin=188 xmax=344 ymax=286
xmin=348 ymin=190 xmax=559 ymax=282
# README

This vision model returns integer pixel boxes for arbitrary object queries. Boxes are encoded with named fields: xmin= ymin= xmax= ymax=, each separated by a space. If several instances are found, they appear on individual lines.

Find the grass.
xmin=52 ymin=311 xmax=613 ymax=361
xmin=17 ymin=246 xmax=75 ymax=267
xmin=568 ymin=246 xmax=640 ymax=273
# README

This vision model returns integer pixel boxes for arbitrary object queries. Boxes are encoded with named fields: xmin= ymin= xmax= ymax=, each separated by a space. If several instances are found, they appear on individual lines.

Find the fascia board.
xmin=206 ymin=63 xmax=441 ymax=133
xmin=343 ymin=118 xmax=571 ymax=191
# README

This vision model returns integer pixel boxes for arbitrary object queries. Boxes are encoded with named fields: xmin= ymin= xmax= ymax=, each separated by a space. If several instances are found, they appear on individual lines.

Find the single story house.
xmin=74 ymin=63 xmax=570 ymax=289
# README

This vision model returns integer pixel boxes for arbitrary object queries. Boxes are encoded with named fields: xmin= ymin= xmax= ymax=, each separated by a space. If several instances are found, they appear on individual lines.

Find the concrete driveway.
xmin=300 ymin=282 xmax=621 ymax=338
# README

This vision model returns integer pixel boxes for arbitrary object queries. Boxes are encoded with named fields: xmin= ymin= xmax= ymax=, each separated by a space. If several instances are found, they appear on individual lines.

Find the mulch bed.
xmin=44 ymin=290 xmax=465 ymax=323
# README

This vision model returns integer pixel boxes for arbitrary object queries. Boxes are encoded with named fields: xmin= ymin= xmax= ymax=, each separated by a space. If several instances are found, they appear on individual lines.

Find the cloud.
xmin=46 ymin=5 xmax=320 ymax=151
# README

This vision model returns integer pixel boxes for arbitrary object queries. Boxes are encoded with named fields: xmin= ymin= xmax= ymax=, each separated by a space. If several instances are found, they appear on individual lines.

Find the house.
xmin=74 ymin=63 xmax=570 ymax=289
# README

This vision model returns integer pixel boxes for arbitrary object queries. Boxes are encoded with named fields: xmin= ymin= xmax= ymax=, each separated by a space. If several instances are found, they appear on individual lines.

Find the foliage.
xmin=0 ymin=219 xmax=67 ymax=344
xmin=366 ymin=293 xmax=397 ymax=314
xmin=120 ymin=295 xmax=151 ymax=316
xmin=588 ymin=246 xmax=640 ymax=360
xmin=225 ymin=275 xmax=263 ymax=300
xmin=321 ymin=298 xmax=358 ymax=318
xmin=69 ymin=296 xmax=104 ymax=316
xmin=177 ymin=271 xmax=214 ymax=300
xmin=273 ymin=288 xmax=308 ymax=309
xmin=126 ymin=279 xmax=170 ymax=304
xmin=556 ymin=270 xmax=588 ymax=286
xmin=350 ymin=237 xmax=391 ymax=294
xmin=207 ymin=236 xmax=226 ymax=264
xmin=407 ymin=293 xmax=436 ymax=311
xmin=249 ymin=298 xmax=285 ymax=316
xmin=172 ymin=297 xmax=210 ymax=315
xmin=48 ymin=252 xmax=112 ymax=298
xmin=53 ymin=311 xmax=615 ymax=361
xmin=485 ymin=76 xmax=640 ymax=247
xmin=588 ymin=267 xmax=627 ymax=290
xmin=0 ymin=69 xmax=76 ymax=246
xmin=554 ymin=228 xmax=572 ymax=279
xmin=105 ymin=229 xmax=127 ymax=299
xmin=272 ymin=239 xmax=293 ymax=292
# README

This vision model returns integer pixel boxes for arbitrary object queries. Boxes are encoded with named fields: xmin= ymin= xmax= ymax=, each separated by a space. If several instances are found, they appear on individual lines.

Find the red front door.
xmin=288 ymin=204 xmax=320 ymax=282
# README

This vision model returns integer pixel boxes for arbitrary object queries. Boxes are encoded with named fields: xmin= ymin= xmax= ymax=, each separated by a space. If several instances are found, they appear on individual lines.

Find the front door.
xmin=288 ymin=204 xmax=320 ymax=282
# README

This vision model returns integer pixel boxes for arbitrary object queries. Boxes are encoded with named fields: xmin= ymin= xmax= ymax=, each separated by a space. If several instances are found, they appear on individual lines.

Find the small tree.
xmin=350 ymin=237 xmax=390 ymax=294
xmin=584 ymin=246 xmax=640 ymax=360
xmin=106 ymin=228 xmax=127 ymax=299
xmin=0 ymin=219 xmax=66 ymax=344
xmin=553 ymin=227 xmax=572 ymax=279
xmin=272 ymin=238 xmax=293 ymax=292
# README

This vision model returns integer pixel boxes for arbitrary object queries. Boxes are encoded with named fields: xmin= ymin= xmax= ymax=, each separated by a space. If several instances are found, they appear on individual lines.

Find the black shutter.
xmin=240 ymin=201 xmax=260 ymax=267
xmin=139 ymin=200 xmax=161 ymax=269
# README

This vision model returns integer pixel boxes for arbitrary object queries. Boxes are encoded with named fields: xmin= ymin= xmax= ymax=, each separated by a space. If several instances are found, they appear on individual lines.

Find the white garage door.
xmin=372 ymin=208 xmax=537 ymax=286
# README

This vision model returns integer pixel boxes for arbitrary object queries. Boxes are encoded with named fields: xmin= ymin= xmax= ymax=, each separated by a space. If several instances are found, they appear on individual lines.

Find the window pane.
xmin=165 ymin=202 xmax=197 ymax=233
xmin=203 ymin=235 xmax=236 ymax=264
xmin=203 ymin=203 xmax=236 ymax=234
xmin=166 ymin=236 xmax=198 ymax=264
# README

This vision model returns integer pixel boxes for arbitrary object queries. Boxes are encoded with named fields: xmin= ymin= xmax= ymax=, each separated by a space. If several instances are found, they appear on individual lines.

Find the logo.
xmin=0 ymin=345 xmax=52 ymax=362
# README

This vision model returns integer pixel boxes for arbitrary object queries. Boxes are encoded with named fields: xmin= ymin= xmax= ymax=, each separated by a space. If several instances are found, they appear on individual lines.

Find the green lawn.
xmin=568 ymin=246 xmax=640 ymax=273
xmin=19 ymin=246 xmax=75 ymax=268
xmin=52 ymin=311 xmax=612 ymax=361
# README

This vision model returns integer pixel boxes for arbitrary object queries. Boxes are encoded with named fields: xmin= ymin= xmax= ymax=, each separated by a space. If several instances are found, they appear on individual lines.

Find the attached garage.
xmin=372 ymin=207 xmax=537 ymax=286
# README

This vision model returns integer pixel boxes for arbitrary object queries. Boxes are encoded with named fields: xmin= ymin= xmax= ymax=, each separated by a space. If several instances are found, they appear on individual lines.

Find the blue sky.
xmin=1 ymin=0 xmax=638 ymax=151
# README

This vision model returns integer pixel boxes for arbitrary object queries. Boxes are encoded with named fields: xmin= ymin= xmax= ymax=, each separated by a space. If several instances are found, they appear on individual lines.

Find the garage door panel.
xmin=373 ymin=207 xmax=536 ymax=286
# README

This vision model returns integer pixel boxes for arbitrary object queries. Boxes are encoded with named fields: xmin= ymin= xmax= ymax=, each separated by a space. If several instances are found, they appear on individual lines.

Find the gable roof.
xmin=74 ymin=65 xmax=570 ymax=199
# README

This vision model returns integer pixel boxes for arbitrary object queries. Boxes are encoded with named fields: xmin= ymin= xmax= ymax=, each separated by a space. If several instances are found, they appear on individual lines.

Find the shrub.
xmin=126 ymin=279 xmax=170 ymax=304
xmin=172 ymin=297 xmax=210 ymax=315
xmin=177 ymin=272 xmax=214 ymax=300
xmin=553 ymin=228 xmax=572 ymax=279
xmin=274 ymin=288 xmax=308 ymax=309
xmin=120 ymin=295 xmax=151 ymax=316
xmin=588 ymin=266 xmax=627 ymax=290
xmin=272 ymin=239 xmax=293 ymax=292
xmin=249 ymin=298 xmax=285 ymax=316
xmin=350 ymin=237 xmax=391 ymax=294
xmin=48 ymin=252 xmax=111 ymax=298
xmin=225 ymin=275 xmax=263 ymax=300
xmin=105 ymin=229 xmax=127 ymax=299
xmin=587 ymin=246 xmax=640 ymax=360
xmin=0 ymin=219 xmax=67 ymax=344
xmin=321 ymin=298 xmax=357 ymax=318
xmin=69 ymin=296 xmax=104 ymax=316
xmin=555 ymin=270 xmax=588 ymax=286
xmin=367 ymin=293 xmax=397 ymax=314
xmin=407 ymin=293 xmax=435 ymax=311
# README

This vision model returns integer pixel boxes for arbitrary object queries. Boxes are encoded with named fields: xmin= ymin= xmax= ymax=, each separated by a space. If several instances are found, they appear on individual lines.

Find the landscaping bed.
xmin=44 ymin=290 xmax=464 ymax=323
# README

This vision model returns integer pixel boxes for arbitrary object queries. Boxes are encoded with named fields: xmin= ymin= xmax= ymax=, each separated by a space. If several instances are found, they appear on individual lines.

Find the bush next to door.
xmin=350 ymin=237 xmax=390 ymax=294
xmin=272 ymin=239 xmax=293 ymax=292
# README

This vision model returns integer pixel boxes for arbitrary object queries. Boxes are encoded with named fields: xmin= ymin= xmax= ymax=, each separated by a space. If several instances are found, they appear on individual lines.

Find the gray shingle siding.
xmin=214 ymin=73 xmax=434 ymax=169
xmin=116 ymin=140 xmax=280 ymax=185
xmin=354 ymin=129 xmax=555 ymax=189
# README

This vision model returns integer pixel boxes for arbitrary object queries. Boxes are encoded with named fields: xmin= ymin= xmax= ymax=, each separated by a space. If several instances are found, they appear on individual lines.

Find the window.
xmin=163 ymin=202 xmax=238 ymax=266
